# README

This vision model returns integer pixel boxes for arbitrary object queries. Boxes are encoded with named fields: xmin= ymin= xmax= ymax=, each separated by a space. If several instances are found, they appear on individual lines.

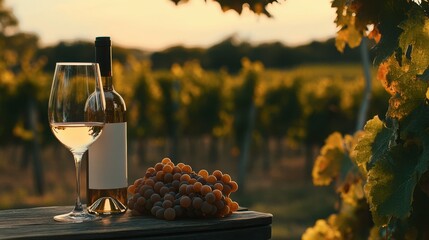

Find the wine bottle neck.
xmin=102 ymin=76 xmax=114 ymax=91
xmin=95 ymin=36 xmax=113 ymax=83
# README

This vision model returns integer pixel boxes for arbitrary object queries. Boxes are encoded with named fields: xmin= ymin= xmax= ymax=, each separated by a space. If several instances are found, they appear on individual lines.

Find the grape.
xmin=128 ymin=198 xmax=135 ymax=210
xmin=229 ymin=181 xmax=238 ymax=192
xmin=180 ymin=196 xmax=192 ymax=208
xmin=143 ymin=188 xmax=154 ymax=199
xmin=145 ymin=199 xmax=153 ymax=211
xmin=192 ymin=197 xmax=203 ymax=209
xmin=160 ymin=186 xmax=170 ymax=196
xmin=154 ymin=181 xmax=164 ymax=193
xmin=174 ymin=205 xmax=184 ymax=217
xmin=144 ymin=172 xmax=152 ymax=179
xmin=206 ymin=175 xmax=217 ymax=184
xmin=201 ymin=201 xmax=212 ymax=214
xmin=188 ymin=178 xmax=197 ymax=184
xmin=210 ymin=205 xmax=218 ymax=215
xmin=145 ymin=178 xmax=155 ymax=187
xmin=198 ymin=169 xmax=209 ymax=179
xmin=151 ymin=206 xmax=162 ymax=216
xmin=146 ymin=167 xmax=156 ymax=175
xmin=181 ymin=164 xmax=192 ymax=173
xmin=150 ymin=193 xmax=161 ymax=203
xmin=154 ymin=201 xmax=163 ymax=207
xmin=222 ymin=184 xmax=232 ymax=195
xmin=162 ymin=200 xmax=173 ymax=209
xmin=212 ymin=170 xmax=223 ymax=180
xmin=186 ymin=184 xmax=195 ymax=194
xmin=205 ymin=192 xmax=216 ymax=204
xmin=176 ymin=162 xmax=185 ymax=169
xmin=215 ymin=199 xmax=225 ymax=210
xmin=170 ymin=180 xmax=180 ymax=191
xmin=222 ymin=205 xmax=231 ymax=216
xmin=230 ymin=201 xmax=239 ymax=212
xmin=180 ymin=174 xmax=191 ymax=182
xmin=127 ymin=185 xmax=136 ymax=194
xmin=155 ymin=208 xmax=165 ymax=219
xmin=156 ymin=171 xmax=165 ymax=181
xmin=132 ymin=193 xmax=141 ymax=202
xmin=164 ymin=193 xmax=175 ymax=202
xmin=154 ymin=163 xmax=164 ymax=171
xmin=172 ymin=166 xmax=182 ymax=174
xmin=179 ymin=184 xmax=187 ymax=195
xmin=164 ymin=172 xmax=173 ymax=183
xmin=214 ymin=182 xmax=223 ymax=191
xmin=213 ymin=189 xmax=222 ymax=200
xmin=164 ymin=207 xmax=176 ymax=221
xmin=161 ymin=157 xmax=172 ymax=164
xmin=129 ymin=158 xmax=240 ymax=220
xmin=163 ymin=164 xmax=173 ymax=173
xmin=201 ymin=185 xmax=212 ymax=195
xmin=139 ymin=184 xmax=152 ymax=195
xmin=173 ymin=172 xmax=182 ymax=181
xmin=193 ymin=182 xmax=203 ymax=192
xmin=221 ymin=174 xmax=231 ymax=183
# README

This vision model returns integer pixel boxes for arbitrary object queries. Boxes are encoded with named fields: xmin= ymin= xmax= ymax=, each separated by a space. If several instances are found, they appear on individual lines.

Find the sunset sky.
xmin=6 ymin=0 xmax=337 ymax=51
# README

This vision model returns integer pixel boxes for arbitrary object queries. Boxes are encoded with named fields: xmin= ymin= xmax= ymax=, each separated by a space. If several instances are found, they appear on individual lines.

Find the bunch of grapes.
xmin=127 ymin=158 xmax=239 ymax=220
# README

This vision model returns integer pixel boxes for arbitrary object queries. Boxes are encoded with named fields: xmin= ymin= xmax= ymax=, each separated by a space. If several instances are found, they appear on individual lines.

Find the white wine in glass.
xmin=48 ymin=62 xmax=106 ymax=223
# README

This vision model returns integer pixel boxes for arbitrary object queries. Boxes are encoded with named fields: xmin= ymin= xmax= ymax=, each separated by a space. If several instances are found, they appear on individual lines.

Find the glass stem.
xmin=73 ymin=153 xmax=84 ymax=212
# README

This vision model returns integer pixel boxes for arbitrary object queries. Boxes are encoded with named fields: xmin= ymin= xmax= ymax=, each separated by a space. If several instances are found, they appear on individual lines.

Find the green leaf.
xmin=401 ymin=104 xmax=429 ymax=138
xmin=365 ymin=106 xmax=429 ymax=226
xmin=398 ymin=4 xmax=429 ymax=72
xmin=365 ymin=142 xmax=429 ymax=225
xmin=352 ymin=116 xmax=396 ymax=171
xmin=371 ymin=1 xmax=410 ymax=65
xmin=382 ymin=4 xmax=429 ymax=119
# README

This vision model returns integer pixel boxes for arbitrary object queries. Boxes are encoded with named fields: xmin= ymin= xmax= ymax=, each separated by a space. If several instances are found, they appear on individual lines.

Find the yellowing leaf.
xmin=302 ymin=215 xmax=342 ymax=240
xmin=312 ymin=132 xmax=347 ymax=186
xmin=338 ymin=173 xmax=365 ymax=206
xmin=383 ymin=54 xmax=428 ymax=120
xmin=352 ymin=116 xmax=396 ymax=172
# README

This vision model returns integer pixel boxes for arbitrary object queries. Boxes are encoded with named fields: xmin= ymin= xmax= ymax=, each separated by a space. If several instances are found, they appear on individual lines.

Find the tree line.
xmin=37 ymin=35 xmax=366 ymax=73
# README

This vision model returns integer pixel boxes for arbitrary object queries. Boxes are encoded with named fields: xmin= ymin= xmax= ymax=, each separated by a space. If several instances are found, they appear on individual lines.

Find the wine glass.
xmin=48 ymin=62 xmax=106 ymax=223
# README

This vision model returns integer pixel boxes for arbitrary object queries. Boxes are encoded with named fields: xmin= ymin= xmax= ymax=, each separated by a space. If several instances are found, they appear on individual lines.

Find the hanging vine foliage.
xmin=308 ymin=0 xmax=429 ymax=239
xmin=170 ymin=0 xmax=280 ymax=16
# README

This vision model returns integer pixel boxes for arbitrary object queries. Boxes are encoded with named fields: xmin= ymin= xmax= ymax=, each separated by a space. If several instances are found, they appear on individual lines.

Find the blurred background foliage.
xmin=0 ymin=0 xmax=390 ymax=239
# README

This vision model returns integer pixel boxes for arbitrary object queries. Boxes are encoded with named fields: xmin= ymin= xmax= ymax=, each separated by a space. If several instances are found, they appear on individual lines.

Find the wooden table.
xmin=0 ymin=206 xmax=272 ymax=239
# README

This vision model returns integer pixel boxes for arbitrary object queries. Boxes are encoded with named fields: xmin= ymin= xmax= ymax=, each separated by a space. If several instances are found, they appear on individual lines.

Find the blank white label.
xmin=88 ymin=122 xmax=127 ymax=189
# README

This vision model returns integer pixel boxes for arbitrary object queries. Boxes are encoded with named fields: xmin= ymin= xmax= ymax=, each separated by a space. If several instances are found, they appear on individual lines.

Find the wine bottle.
xmin=87 ymin=36 xmax=128 ymax=214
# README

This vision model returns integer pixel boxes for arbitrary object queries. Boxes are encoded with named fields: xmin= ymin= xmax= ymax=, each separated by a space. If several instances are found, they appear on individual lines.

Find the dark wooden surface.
xmin=0 ymin=206 xmax=272 ymax=240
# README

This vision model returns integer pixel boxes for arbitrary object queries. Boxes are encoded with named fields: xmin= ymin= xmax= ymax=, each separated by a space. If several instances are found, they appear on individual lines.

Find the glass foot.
xmin=54 ymin=209 xmax=100 ymax=223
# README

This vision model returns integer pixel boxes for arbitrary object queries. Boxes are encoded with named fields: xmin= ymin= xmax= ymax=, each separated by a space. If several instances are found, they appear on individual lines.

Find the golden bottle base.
xmin=87 ymin=196 xmax=127 ymax=215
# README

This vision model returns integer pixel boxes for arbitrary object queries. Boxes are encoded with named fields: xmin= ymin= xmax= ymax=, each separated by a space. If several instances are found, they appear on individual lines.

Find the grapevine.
xmin=303 ymin=0 xmax=429 ymax=239
xmin=127 ymin=157 xmax=239 ymax=220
